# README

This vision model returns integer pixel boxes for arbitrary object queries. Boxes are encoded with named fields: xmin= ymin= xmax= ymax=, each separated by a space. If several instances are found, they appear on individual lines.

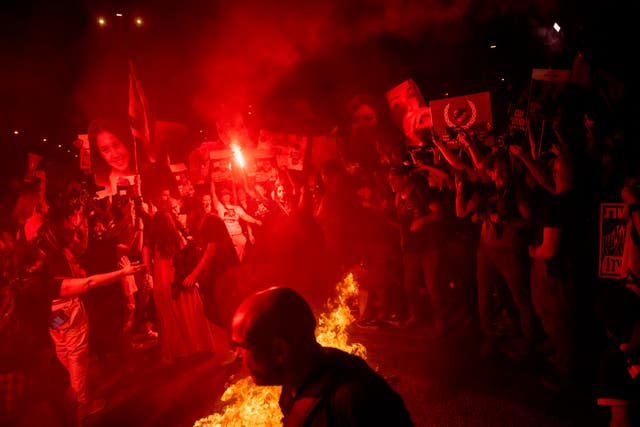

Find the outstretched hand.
xmin=122 ymin=260 xmax=146 ymax=276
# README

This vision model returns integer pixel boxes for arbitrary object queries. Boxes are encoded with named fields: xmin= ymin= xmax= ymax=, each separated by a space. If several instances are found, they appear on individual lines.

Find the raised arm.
xmin=241 ymin=172 xmax=259 ymax=201
xmin=509 ymin=144 xmax=556 ymax=194
xmin=431 ymin=133 xmax=469 ymax=172
xmin=209 ymin=174 xmax=222 ymax=208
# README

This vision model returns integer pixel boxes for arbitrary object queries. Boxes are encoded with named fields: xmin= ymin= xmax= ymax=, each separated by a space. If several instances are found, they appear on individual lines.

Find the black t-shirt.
xmin=543 ymin=191 xmax=581 ymax=277
xmin=201 ymin=214 xmax=240 ymax=280
xmin=396 ymin=184 xmax=448 ymax=252
xmin=279 ymin=347 xmax=414 ymax=427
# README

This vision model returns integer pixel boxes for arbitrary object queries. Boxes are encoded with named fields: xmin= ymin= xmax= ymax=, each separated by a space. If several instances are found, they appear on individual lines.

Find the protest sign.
xmin=599 ymin=203 xmax=627 ymax=279
xmin=430 ymin=91 xmax=494 ymax=146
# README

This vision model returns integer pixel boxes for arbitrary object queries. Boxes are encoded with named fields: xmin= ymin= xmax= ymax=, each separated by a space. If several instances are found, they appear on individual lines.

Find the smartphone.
xmin=50 ymin=309 xmax=70 ymax=329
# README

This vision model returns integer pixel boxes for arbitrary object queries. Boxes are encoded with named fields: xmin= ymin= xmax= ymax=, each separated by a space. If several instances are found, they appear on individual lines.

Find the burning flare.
xmin=193 ymin=273 xmax=365 ymax=427
xmin=230 ymin=142 xmax=245 ymax=169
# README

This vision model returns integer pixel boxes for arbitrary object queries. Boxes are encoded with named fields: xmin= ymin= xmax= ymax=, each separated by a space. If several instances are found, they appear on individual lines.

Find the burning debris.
xmin=193 ymin=272 xmax=365 ymax=427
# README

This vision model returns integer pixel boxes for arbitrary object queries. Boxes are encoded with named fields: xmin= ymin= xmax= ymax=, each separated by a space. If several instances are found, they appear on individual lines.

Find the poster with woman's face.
xmin=90 ymin=129 xmax=135 ymax=196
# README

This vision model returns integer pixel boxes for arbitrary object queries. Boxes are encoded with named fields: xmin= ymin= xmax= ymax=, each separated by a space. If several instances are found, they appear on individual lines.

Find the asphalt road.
xmin=83 ymin=322 xmax=609 ymax=427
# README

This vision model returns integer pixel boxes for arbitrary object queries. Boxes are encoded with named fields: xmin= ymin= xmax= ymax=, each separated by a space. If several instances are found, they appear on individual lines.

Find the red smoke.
xmin=191 ymin=0 xmax=555 ymax=124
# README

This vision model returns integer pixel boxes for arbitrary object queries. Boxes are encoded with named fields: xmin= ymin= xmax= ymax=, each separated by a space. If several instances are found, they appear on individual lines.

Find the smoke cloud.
xmin=191 ymin=0 xmax=555 ymax=123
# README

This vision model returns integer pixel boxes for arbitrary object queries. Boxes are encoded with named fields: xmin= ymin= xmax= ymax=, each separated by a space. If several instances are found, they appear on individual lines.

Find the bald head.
xmin=232 ymin=287 xmax=317 ymax=349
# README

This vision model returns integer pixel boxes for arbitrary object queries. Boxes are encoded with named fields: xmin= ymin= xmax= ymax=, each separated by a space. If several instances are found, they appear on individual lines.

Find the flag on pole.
xmin=128 ymin=60 xmax=158 ymax=166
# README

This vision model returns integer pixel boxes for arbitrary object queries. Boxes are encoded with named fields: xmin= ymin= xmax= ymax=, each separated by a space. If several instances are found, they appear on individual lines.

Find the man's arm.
xmin=183 ymin=242 xmax=216 ymax=287
xmin=59 ymin=262 xmax=145 ymax=297
xmin=529 ymin=227 xmax=561 ymax=260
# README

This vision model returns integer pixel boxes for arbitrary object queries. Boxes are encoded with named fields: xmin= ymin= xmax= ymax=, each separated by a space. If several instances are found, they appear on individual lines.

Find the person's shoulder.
xmin=323 ymin=348 xmax=388 ymax=387
xmin=324 ymin=349 xmax=413 ymax=425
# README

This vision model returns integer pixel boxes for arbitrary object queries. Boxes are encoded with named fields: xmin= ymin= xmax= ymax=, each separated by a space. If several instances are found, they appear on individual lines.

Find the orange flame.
xmin=193 ymin=273 xmax=364 ymax=427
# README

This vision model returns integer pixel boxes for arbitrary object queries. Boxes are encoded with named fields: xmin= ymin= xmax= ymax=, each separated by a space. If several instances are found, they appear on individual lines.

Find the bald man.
xmin=231 ymin=287 xmax=414 ymax=427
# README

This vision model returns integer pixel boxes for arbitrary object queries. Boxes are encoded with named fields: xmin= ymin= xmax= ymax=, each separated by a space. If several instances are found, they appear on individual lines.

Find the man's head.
xmin=486 ymin=151 xmax=511 ymax=189
xmin=201 ymin=194 xmax=212 ymax=214
xmin=220 ymin=188 xmax=233 ymax=205
xmin=231 ymin=287 xmax=317 ymax=386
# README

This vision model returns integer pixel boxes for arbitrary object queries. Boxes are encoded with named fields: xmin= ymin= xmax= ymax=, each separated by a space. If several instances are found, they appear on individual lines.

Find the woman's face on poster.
xmin=96 ymin=131 xmax=130 ymax=173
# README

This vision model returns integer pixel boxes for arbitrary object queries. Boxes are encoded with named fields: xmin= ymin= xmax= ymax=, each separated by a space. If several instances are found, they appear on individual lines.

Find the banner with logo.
xmin=429 ymin=91 xmax=494 ymax=146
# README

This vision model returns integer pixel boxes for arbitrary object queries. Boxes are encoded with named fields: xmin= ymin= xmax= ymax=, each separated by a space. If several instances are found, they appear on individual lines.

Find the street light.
xmin=135 ymin=17 xmax=143 ymax=27
xmin=97 ymin=17 xmax=106 ymax=26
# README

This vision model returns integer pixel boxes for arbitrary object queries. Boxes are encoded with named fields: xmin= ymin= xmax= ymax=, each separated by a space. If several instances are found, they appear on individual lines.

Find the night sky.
xmin=0 ymin=0 xmax=630 ymax=174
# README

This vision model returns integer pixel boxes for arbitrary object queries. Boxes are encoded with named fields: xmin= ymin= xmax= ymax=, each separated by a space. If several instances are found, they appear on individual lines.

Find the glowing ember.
xmin=193 ymin=273 xmax=365 ymax=427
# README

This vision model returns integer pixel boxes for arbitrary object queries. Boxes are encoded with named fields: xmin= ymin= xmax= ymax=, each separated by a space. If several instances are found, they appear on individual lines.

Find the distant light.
xmin=553 ymin=22 xmax=561 ymax=32
xmin=67 ymin=149 xmax=71 ymax=153
xmin=98 ymin=17 xmax=106 ymax=26
xmin=116 ymin=13 xmax=123 ymax=17
xmin=42 ymin=138 xmax=47 ymax=142
xmin=490 ymin=44 xmax=497 ymax=49
xmin=247 ymin=111 xmax=253 ymax=115
xmin=443 ymin=93 xmax=449 ymax=97
xmin=57 ymin=144 xmax=62 ymax=148
xmin=135 ymin=17 xmax=143 ymax=26
xmin=74 ymin=154 xmax=78 ymax=158
xmin=13 ymin=130 xmax=19 ymax=135
xmin=501 ymin=78 xmax=505 ymax=81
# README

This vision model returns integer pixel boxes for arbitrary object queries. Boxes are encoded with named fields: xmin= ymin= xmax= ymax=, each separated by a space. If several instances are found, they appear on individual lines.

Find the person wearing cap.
xmin=231 ymin=286 xmax=414 ymax=427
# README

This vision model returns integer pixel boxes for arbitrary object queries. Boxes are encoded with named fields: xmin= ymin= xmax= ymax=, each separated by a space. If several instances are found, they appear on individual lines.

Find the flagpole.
xmin=128 ymin=59 xmax=140 ymax=176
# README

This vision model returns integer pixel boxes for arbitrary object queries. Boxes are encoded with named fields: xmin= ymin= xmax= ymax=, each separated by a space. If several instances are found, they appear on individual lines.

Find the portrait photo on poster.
xmin=88 ymin=118 xmax=137 ymax=196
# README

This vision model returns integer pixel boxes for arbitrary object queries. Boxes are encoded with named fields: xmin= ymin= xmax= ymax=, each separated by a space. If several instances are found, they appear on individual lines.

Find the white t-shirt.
xmin=215 ymin=201 xmax=246 ymax=236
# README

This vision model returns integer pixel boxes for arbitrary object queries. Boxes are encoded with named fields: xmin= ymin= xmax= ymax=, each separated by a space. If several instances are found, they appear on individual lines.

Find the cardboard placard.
xmin=209 ymin=149 xmax=233 ymax=183
xmin=528 ymin=69 xmax=571 ymax=122
xmin=386 ymin=79 xmax=428 ymax=146
xmin=599 ymin=203 xmax=627 ymax=279
xmin=259 ymin=130 xmax=307 ymax=171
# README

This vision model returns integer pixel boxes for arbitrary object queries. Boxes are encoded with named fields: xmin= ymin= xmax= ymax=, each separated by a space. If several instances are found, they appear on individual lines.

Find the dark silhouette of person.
xmin=231 ymin=286 xmax=414 ymax=427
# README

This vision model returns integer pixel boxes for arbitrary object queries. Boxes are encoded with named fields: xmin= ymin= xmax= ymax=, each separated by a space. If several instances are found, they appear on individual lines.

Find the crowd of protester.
xmin=1 ymin=62 xmax=638 ymax=427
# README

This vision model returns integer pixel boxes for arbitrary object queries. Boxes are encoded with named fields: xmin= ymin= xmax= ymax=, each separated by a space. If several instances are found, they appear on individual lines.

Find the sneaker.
xmin=78 ymin=398 xmax=106 ymax=419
